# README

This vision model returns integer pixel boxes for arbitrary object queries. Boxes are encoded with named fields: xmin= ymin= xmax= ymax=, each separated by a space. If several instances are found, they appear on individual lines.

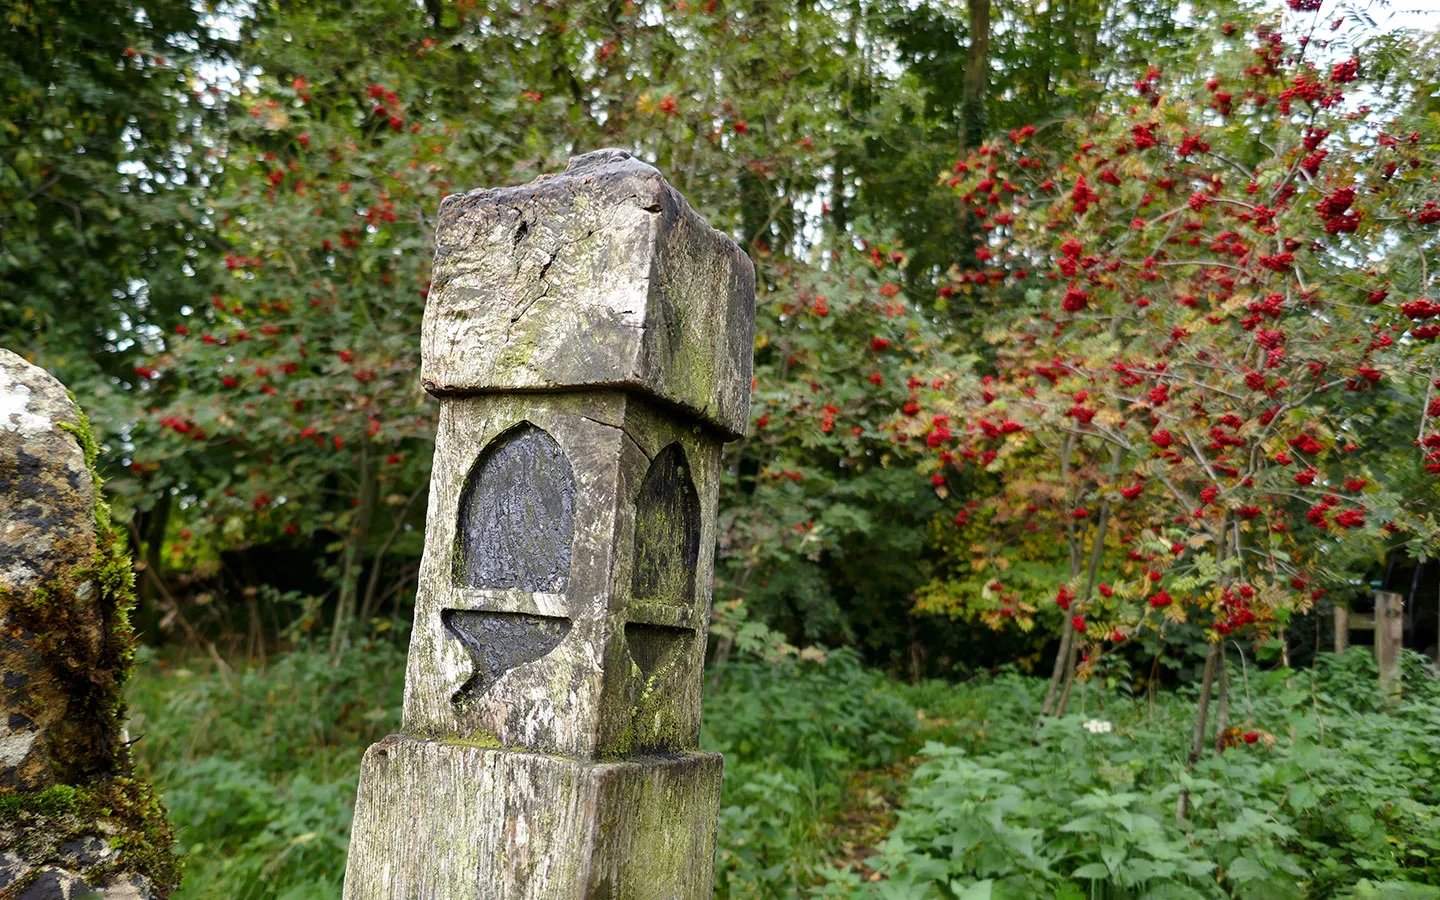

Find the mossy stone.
xmin=0 ymin=350 xmax=178 ymax=898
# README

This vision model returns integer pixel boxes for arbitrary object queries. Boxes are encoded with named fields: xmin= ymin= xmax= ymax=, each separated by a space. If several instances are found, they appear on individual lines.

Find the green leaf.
xmin=1227 ymin=856 xmax=1270 ymax=882
xmin=1288 ymin=786 xmax=1318 ymax=810
xmin=954 ymin=880 xmax=995 ymax=900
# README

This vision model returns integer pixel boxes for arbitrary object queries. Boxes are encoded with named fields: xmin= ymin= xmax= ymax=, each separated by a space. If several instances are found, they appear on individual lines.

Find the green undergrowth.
xmin=705 ymin=648 xmax=919 ymax=897
xmin=127 ymin=640 xmax=408 ymax=899
xmin=127 ymin=644 xmax=1440 ymax=899
xmin=126 ymin=641 xmax=914 ymax=899
xmin=821 ymin=648 xmax=1440 ymax=899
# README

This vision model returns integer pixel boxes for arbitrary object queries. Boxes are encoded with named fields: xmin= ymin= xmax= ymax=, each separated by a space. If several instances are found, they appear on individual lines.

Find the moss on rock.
xmin=1 ymin=356 xmax=179 ymax=898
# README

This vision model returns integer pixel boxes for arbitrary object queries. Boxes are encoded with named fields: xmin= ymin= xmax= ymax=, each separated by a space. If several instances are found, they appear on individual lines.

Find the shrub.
xmin=130 ymin=643 xmax=919 ymax=899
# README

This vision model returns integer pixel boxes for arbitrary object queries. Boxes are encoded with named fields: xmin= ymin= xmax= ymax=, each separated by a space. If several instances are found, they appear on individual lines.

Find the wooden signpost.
xmin=343 ymin=150 xmax=754 ymax=899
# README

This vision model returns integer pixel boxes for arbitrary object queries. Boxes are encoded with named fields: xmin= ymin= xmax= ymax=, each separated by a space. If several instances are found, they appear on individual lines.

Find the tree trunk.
xmin=958 ymin=0 xmax=991 ymax=151
xmin=1055 ymin=638 xmax=1081 ymax=716
xmin=1178 ymin=642 xmax=1220 ymax=820
xmin=828 ymin=153 xmax=848 ymax=241
xmin=1212 ymin=646 xmax=1229 ymax=752
xmin=949 ymin=0 xmax=992 ymax=324
xmin=331 ymin=442 xmax=379 ymax=657
xmin=826 ymin=1 xmax=862 ymax=244
xmin=1039 ymin=621 xmax=1075 ymax=723
xmin=357 ymin=479 xmax=428 ymax=626
xmin=1041 ymin=443 xmax=1119 ymax=722
xmin=1039 ymin=436 xmax=1081 ymax=720
xmin=134 ymin=490 xmax=171 ymax=641
xmin=1055 ymin=487 xmax=1118 ymax=719
xmin=1180 ymin=516 xmax=1233 ymax=818
xmin=423 ymin=0 xmax=445 ymax=29
xmin=246 ymin=587 xmax=265 ymax=663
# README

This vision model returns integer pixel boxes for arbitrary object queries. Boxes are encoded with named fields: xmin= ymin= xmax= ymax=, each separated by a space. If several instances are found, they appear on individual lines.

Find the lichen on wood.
xmin=630 ymin=442 xmax=701 ymax=608
xmin=422 ymin=149 xmax=755 ymax=440
xmin=346 ymin=151 xmax=753 ymax=899
xmin=343 ymin=738 xmax=721 ymax=900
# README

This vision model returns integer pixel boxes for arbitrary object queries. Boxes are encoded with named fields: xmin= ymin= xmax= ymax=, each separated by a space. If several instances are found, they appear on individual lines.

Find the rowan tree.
xmin=906 ymin=8 xmax=1440 ymax=785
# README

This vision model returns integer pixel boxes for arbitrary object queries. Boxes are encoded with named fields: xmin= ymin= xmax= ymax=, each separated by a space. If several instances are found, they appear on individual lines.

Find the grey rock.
xmin=0 ymin=353 xmax=173 ymax=898
xmin=0 ymin=349 xmax=95 ymax=595
xmin=92 ymin=874 xmax=154 ymax=900
xmin=2 ymin=866 xmax=152 ymax=900
xmin=56 ymin=837 xmax=112 ymax=870
xmin=16 ymin=866 xmax=87 ymax=900
xmin=0 ymin=350 xmax=105 ymax=790
xmin=0 ymin=850 xmax=34 ymax=891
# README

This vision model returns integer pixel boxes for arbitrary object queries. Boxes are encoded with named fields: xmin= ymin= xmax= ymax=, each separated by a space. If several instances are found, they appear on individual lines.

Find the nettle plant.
xmin=907 ymin=13 xmax=1439 ymax=774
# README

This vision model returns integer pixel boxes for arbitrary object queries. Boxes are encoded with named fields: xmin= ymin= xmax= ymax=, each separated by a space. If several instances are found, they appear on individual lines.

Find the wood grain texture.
xmin=343 ymin=737 xmax=721 ymax=900
xmin=402 ymin=392 xmax=720 ymax=759
xmin=457 ymin=423 xmax=576 ymax=593
xmin=421 ymin=149 xmax=755 ymax=440
xmin=1376 ymin=590 xmax=1403 ymax=702
xmin=630 ymin=443 xmax=701 ymax=609
xmin=442 ymin=611 xmax=572 ymax=706
xmin=348 ymin=153 xmax=749 ymax=899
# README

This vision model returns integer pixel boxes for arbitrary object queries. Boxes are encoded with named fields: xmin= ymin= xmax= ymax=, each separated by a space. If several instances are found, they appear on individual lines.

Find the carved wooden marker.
xmin=343 ymin=149 xmax=754 ymax=899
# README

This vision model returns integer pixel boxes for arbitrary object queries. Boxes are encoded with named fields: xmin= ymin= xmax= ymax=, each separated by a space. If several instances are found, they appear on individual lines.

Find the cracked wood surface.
xmin=343 ymin=738 xmax=721 ymax=900
xmin=402 ymin=391 xmax=718 ymax=759
xmin=422 ymin=149 xmax=754 ymax=439
xmin=346 ymin=151 xmax=751 ymax=899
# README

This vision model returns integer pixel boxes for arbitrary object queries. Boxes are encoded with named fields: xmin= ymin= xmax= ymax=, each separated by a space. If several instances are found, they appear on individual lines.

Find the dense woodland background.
xmin=5 ymin=0 xmax=1440 ymax=896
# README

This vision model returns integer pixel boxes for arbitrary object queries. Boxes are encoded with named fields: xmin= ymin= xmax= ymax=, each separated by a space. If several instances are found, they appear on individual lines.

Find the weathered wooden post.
xmin=343 ymin=149 xmax=754 ymax=899
xmin=1375 ymin=590 xmax=1403 ymax=702
xmin=1333 ymin=604 xmax=1350 ymax=653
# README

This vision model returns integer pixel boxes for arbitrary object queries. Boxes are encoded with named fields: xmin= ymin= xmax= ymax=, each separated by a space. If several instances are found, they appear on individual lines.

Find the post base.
xmin=342 ymin=736 xmax=722 ymax=900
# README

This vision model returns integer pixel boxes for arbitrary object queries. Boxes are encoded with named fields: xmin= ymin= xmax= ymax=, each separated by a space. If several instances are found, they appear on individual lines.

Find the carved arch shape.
xmin=456 ymin=423 xmax=576 ymax=592
xmin=630 ymin=442 xmax=701 ymax=606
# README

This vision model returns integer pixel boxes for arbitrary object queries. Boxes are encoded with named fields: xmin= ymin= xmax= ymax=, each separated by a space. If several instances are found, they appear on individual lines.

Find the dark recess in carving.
xmin=457 ymin=423 xmax=576 ymax=591
xmin=624 ymin=622 xmax=692 ymax=683
xmin=631 ymin=443 xmax=701 ymax=606
xmin=442 ymin=609 xmax=571 ymax=705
